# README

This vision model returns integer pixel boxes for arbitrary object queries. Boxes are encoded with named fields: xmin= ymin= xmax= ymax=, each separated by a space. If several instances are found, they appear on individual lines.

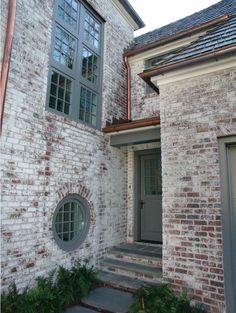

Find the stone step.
xmin=65 ymin=306 xmax=98 ymax=313
xmin=98 ymin=271 xmax=160 ymax=293
xmin=99 ymin=258 xmax=162 ymax=283
xmin=81 ymin=287 xmax=134 ymax=313
xmin=107 ymin=245 xmax=162 ymax=268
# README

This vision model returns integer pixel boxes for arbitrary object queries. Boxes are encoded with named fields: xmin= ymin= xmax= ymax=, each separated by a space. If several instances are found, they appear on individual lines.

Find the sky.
xmin=128 ymin=0 xmax=220 ymax=36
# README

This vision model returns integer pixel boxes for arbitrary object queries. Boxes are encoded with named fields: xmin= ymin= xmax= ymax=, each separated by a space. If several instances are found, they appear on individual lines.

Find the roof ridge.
xmin=135 ymin=0 xmax=225 ymax=41
xmin=131 ymin=0 xmax=236 ymax=51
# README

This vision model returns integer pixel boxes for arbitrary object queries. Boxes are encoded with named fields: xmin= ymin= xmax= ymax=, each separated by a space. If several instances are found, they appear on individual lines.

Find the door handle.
xmin=140 ymin=200 xmax=145 ymax=209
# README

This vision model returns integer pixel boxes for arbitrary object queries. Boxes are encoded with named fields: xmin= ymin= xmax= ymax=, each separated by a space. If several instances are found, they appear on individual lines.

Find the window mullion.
xmin=47 ymin=0 xmax=102 ymax=129
xmin=76 ymin=5 xmax=86 ymax=122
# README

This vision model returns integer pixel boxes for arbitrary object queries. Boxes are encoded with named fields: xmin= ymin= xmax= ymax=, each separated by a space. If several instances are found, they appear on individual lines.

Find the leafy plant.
xmin=129 ymin=285 xmax=207 ymax=313
xmin=1 ymin=261 xmax=98 ymax=313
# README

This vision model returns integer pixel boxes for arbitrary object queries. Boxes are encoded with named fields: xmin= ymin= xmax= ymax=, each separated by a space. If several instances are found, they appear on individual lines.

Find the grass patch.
xmin=129 ymin=284 xmax=207 ymax=313
xmin=1 ymin=261 xmax=98 ymax=313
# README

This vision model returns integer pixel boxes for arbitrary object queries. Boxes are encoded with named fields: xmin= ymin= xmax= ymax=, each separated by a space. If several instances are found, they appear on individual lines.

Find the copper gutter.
xmin=124 ymin=56 xmax=132 ymax=121
xmin=139 ymin=45 xmax=236 ymax=80
xmin=0 ymin=0 xmax=16 ymax=136
xmin=124 ymin=15 xmax=229 ymax=58
xmin=103 ymin=116 xmax=160 ymax=133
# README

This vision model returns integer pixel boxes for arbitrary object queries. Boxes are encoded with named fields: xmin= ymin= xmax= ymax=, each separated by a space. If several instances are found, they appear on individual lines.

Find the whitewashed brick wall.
xmin=130 ymin=58 xmax=160 ymax=120
xmin=160 ymin=68 xmax=236 ymax=313
xmin=1 ymin=0 xmax=134 ymax=290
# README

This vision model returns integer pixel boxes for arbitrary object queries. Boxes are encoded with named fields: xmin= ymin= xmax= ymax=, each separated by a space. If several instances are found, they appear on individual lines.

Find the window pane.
xmin=64 ymin=102 xmax=70 ymax=114
xmin=144 ymin=158 xmax=162 ymax=195
xmin=57 ymin=0 xmax=78 ymax=29
xmin=55 ymin=200 xmax=85 ymax=242
xmin=49 ymin=71 xmax=72 ymax=115
xmin=53 ymin=26 xmax=76 ymax=69
xmin=48 ymin=1 xmax=102 ymax=128
xmin=57 ymin=99 xmax=63 ymax=112
xmin=84 ymin=11 xmax=101 ymax=49
xmin=49 ymin=96 xmax=56 ymax=109
xmin=79 ymin=86 xmax=97 ymax=126
xmin=229 ymin=146 xmax=236 ymax=210
xmin=81 ymin=47 xmax=99 ymax=83
xmin=51 ymin=71 xmax=58 ymax=84
xmin=50 ymin=83 xmax=57 ymax=96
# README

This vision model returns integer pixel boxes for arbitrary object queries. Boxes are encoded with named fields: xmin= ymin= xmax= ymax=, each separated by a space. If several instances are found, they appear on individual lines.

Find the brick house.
xmin=1 ymin=0 xmax=235 ymax=312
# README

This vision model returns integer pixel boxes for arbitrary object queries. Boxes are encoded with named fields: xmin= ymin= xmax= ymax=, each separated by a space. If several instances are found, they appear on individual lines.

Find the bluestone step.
xmin=81 ymin=287 xmax=134 ymax=313
xmin=108 ymin=246 xmax=162 ymax=267
xmin=100 ymin=258 xmax=162 ymax=281
xmin=65 ymin=305 xmax=98 ymax=313
xmin=98 ymin=271 xmax=160 ymax=292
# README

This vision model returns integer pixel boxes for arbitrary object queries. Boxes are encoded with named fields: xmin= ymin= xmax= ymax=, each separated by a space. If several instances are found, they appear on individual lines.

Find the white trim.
xmin=111 ymin=0 xmax=140 ymax=30
xmin=151 ymin=56 xmax=236 ymax=86
xmin=129 ymin=31 xmax=207 ymax=64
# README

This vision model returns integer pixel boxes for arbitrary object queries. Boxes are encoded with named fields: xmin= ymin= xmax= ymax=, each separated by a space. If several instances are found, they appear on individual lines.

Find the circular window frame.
xmin=52 ymin=194 xmax=90 ymax=251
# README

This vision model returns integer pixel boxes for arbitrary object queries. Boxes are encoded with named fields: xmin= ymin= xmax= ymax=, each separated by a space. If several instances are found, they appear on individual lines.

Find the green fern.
xmin=1 ymin=261 xmax=98 ymax=313
xmin=129 ymin=285 xmax=207 ymax=313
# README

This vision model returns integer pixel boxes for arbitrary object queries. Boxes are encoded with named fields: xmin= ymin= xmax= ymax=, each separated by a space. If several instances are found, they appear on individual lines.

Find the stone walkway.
xmin=65 ymin=242 xmax=162 ymax=312
xmin=65 ymin=287 xmax=134 ymax=313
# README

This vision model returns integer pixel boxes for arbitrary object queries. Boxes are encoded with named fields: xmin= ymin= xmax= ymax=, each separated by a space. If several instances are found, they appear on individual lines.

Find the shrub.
xmin=1 ymin=261 xmax=98 ymax=313
xmin=129 ymin=285 xmax=207 ymax=313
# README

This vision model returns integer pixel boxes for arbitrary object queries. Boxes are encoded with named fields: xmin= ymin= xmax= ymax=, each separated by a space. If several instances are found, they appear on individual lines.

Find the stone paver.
xmin=98 ymin=271 xmax=159 ymax=291
xmin=81 ymin=287 xmax=134 ymax=313
xmin=65 ymin=305 xmax=98 ymax=313
xmin=101 ymin=257 xmax=162 ymax=275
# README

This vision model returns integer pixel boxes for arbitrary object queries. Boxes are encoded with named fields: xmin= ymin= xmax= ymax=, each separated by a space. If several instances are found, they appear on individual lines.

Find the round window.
xmin=52 ymin=194 xmax=90 ymax=251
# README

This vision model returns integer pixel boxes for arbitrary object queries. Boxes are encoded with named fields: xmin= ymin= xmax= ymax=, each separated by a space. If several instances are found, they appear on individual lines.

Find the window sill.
xmin=45 ymin=110 xmax=103 ymax=137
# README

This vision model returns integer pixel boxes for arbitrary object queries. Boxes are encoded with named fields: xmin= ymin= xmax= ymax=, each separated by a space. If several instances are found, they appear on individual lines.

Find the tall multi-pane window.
xmin=47 ymin=0 xmax=103 ymax=128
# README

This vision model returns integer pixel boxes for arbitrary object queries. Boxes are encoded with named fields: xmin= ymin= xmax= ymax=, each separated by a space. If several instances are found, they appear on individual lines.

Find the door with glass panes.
xmin=219 ymin=138 xmax=236 ymax=313
xmin=139 ymin=150 xmax=162 ymax=242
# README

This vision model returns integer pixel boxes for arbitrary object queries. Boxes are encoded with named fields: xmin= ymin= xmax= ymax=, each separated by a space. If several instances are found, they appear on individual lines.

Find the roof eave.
xmin=124 ymin=15 xmax=229 ymax=57
xmin=139 ymin=45 xmax=236 ymax=80
xmin=103 ymin=117 xmax=160 ymax=133
xmin=119 ymin=0 xmax=145 ymax=29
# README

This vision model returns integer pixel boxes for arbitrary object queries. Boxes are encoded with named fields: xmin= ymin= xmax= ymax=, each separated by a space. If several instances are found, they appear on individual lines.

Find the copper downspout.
xmin=0 ymin=0 xmax=17 ymax=136
xmin=124 ymin=56 xmax=131 ymax=121
xmin=139 ymin=45 xmax=236 ymax=80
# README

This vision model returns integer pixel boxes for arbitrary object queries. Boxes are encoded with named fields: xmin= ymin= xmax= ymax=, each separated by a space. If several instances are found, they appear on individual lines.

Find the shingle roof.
xmin=133 ymin=0 xmax=236 ymax=49
xmin=161 ymin=15 xmax=236 ymax=66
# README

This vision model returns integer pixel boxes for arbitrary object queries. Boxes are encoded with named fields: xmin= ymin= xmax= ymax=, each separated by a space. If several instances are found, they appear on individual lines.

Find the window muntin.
xmin=82 ymin=47 xmax=98 ymax=83
xmin=53 ymin=26 xmax=76 ymax=69
xmin=144 ymin=158 xmax=162 ymax=195
xmin=49 ymin=71 xmax=72 ymax=115
xmin=84 ymin=10 xmax=100 ymax=49
xmin=47 ymin=0 xmax=102 ymax=128
xmin=53 ymin=194 xmax=90 ymax=251
xmin=57 ymin=0 xmax=78 ymax=29
xmin=79 ymin=86 xmax=97 ymax=126
xmin=55 ymin=200 xmax=84 ymax=241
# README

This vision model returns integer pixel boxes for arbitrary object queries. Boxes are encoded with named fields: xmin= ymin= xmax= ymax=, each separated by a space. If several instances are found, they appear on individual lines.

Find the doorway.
xmin=135 ymin=149 xmax=162 ymax=243
xmin=219 ymin=137 xmax=236 ymax=313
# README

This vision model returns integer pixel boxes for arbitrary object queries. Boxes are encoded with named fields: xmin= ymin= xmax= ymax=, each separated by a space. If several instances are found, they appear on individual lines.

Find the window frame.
xmin=218 ymin=135 xmax=236 ymax=313
xmin=52 ymin=194 xmax=90 ymax=251
xmin=46 ymin=0 xmax=104 ymax=129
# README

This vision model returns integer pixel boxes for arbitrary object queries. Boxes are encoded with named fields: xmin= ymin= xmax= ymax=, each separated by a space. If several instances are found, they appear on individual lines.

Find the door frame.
xmin=134 ymin=148 xmax=161 ymax=242
xmin=218 ymin=135 xmax=236 ymax=313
